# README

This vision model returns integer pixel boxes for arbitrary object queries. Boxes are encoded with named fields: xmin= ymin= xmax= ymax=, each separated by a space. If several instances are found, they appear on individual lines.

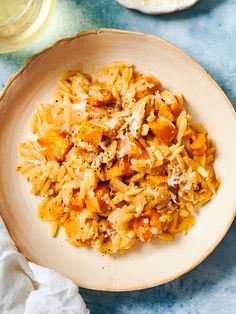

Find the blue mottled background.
xmin=0 ymin=0 xmax=235 ymax=313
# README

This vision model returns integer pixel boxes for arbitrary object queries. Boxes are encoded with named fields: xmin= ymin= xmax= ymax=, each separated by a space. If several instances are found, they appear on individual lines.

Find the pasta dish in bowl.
xmin=0 ymin=29 xmax=235 ymax=290
xmin=17 ymin=62 xmax=220 ymax=254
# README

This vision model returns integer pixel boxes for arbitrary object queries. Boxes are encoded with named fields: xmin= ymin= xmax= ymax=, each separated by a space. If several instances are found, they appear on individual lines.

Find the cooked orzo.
xmin=16 ymin=62 xmax=220 ymax=254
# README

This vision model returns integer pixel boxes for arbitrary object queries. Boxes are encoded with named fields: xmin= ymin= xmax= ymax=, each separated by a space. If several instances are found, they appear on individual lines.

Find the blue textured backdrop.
xmin=0 ymin=1 xmax=235 ymax=313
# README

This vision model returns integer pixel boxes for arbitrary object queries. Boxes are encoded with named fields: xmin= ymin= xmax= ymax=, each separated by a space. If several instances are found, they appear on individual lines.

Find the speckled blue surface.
xmin=0 ymin=0 xmax=235 ymax=313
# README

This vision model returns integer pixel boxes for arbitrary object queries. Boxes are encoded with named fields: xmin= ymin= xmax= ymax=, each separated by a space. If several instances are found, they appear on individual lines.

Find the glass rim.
xmin=0 ymin=0 xmax=34 ymax=30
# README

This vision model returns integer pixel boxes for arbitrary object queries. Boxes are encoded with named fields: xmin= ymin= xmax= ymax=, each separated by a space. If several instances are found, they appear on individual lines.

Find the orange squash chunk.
xmin=133 ymin=217 xmax=152 ymax=242
xmin=122 ymin=157 xmax=134 ymax=176
xmin=39 ymin=204 xmax=64 ymax=221
xmin=127 ymin=140 xmax=149 ymax=160
xmin=105 ymin=157 xmax=134 ymax=180
xmin=118 ymin=137 xmax=148 ymax=160
xmin=89 ymin=88 xmax=115 ymax=107
xmin=64 ymin=220 xmax=80 ymax=236
xmin=149 ymin=118 xmax=176 ymax=145
xmin=170 ymin=101 xmax=183 ymax=118
xmin=75 ymin=121 xmax=104 ymax=147
xmin=38 ymin=130 xmax=72 ymax=162
xmin=132 ymin=141 xmax=149 ymax=160
xmin=144 ymin=210 xmax=162 ymax=230
xmin=191 ymin=133 xmax=207 ymax=156
xmin=184 ymin=127 xmax=192 ymax=137
xmin=68 ymin=195 xmax=84 ymax=211
xmin=158 ymin=104 xmax=174 ymax=121
xmin=145 ymin=175 xmax=167 ymax=188
xmin=133 ymin=211 xmax=162 ymax=242
xmin=94 ymin=183 xmax=111 ymax=212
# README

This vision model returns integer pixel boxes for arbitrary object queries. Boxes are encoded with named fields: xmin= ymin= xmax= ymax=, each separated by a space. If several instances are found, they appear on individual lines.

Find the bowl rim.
xmin=0 ymin=28 xmax=235 ymax=291
xmin=115 ymin=0 xmax=199 ymax=14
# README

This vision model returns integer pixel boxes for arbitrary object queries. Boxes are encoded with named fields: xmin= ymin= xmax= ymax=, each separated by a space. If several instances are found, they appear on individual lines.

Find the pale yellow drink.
xmin=0 ymin=0 xmax=56 ymax=53
xmin=0 ymin=0 xmax=29 ymax=25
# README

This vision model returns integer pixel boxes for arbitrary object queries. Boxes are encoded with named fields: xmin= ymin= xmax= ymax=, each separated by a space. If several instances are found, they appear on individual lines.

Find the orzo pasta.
xmin=16 ymin=63 xmax=220 ymax=254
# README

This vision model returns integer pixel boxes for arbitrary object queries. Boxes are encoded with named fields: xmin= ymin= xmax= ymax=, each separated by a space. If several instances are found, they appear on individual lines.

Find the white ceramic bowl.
xmin=0 ymin=29 xmax=235 ymax=291
xmin=115 ymin=0 xmax=199 ymax=14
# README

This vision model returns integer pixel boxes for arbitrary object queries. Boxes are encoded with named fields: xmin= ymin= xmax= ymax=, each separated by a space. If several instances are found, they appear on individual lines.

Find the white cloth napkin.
xmin=0 ymin=223 xmax=89 ymax=314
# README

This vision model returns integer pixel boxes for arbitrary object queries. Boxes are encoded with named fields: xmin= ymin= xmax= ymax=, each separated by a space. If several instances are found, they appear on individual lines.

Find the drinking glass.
xmin=0 ymin=0 xmax=56 ymax=53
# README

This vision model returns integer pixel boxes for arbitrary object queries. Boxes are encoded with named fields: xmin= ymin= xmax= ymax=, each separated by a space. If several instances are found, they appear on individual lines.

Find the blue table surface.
xmin=0 ymin=0 xmax=235 ymax=313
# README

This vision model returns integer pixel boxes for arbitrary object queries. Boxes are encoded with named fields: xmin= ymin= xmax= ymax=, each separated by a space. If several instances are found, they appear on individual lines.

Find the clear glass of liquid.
xmin=0 ymin=0 xmax=56 ymax=53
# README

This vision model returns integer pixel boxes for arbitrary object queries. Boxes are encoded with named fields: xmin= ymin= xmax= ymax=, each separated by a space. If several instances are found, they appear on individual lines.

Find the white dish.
xmin=0 ymin=29 xmax=235 ymax=291
xmin=116 ymin=0 xmax=199 ymax=14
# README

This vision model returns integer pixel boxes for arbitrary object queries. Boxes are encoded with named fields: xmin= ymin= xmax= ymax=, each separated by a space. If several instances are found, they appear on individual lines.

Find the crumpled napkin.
xmin=0 ymin=223 xmax=89 ymax=314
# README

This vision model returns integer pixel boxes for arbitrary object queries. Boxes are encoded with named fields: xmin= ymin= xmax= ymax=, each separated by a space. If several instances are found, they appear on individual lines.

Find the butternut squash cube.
xmin=63 ymin=220 xmax=80 ymax=236
xmin=38 ymin=130 xmax=72 ymax=162
xmin=105 ymin=158 xmax=134 ymax=180
xmin=170 ymin=101 xmax=183 ymax=118
xmin=39 ymin=204 xmax=64 ymax=221
xmin=191 ymin=133 xmax=207 ymax=156
xmin=94 ymin=183 xmax=111 ymax=212
xmin=158 ymin=104 xmax=174 ymax=121
xmin=145 ymin=175 xmax=167 ymax=188
xmin=149 ymin=117 xmax=176 ymax=145
xmin=75 ymin=121 xmax=104 ymax=147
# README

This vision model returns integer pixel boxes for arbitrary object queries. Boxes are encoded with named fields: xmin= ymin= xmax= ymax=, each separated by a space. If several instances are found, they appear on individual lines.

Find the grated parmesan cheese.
xmin=73 ymin=100 xmax=87 ymax=111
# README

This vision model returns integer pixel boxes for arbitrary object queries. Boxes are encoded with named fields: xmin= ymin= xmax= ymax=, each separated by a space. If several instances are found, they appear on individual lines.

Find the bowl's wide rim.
xmin=115 ymin=0 xmax=199 ymax=14
xmin=0 ymin=28 xmax=235 ymax=291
